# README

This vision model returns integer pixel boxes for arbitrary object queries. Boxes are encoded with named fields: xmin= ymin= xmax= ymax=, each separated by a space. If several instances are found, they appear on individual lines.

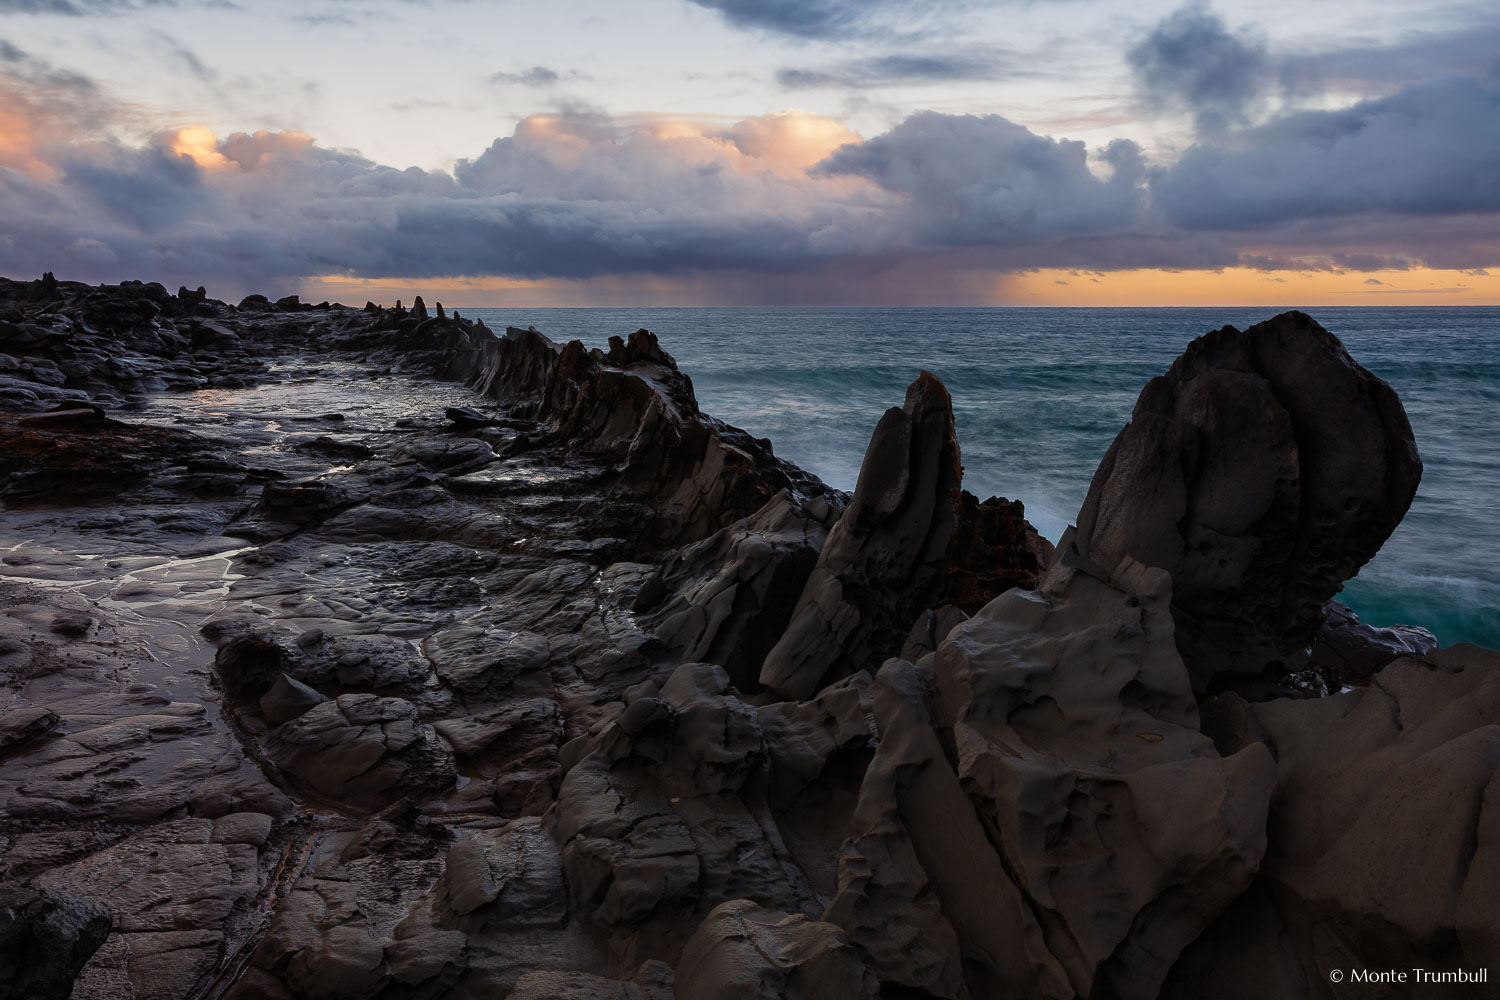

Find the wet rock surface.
xmin=0 ymin=279 xmax=1490 ymax=1000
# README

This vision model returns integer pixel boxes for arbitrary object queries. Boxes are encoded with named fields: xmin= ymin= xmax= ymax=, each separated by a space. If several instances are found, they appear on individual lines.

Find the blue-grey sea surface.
xmin=468 ymin=306 xmax=1500 ymax=650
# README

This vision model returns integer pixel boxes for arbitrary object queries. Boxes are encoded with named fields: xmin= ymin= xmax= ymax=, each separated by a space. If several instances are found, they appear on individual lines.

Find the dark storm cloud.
xmin=1128 ymin=3 xmax=1277 ymax=131
xmin=776 ymin=48 xmax=1024 ymax=89
xmin=1152 ymin=75 xmax=1500 ymax=229
xmin=2 ymin=70 xmax=1498 ymax=291
xmin=813 ymin=111 xmax=1146 ymax=247
xmin=1287 ymin=19 xmax=1500 ymax=94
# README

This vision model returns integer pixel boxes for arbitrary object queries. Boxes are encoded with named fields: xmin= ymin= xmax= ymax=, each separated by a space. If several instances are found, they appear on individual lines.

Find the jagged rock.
xmin=759 ymin=372 xmax=962 ymax=700
xmin=260 ymin=672 xmax=329 ymax=724
xmin=0 ymin=882 xmax=112 ymax=1000
xmin=638 ymin=489 xmax=831 ymax=692
xmin=896 ymin=605 xmax=970 ymax=663
xmin=676 ymin=899 xmax=879 ymax=1000
xmin=1307 ymin=600 xmax=1438 ymax=686
xmin=552 ymin=662 xmax=817 ymax=953
xmin=1073 ymin=311 xmax=1422 ymax=693
xmin=757 ymin=671 xmax=874 ymax=807
xmin=466 ymin=325 xmax=837 ymax=547
xmin=1176 ymin=644 xmax=1500 ymax=997
xmin=263 ymin=694 xmax=456 ymax=809
xmin=0 ymin=705 xmax=60 ymax=753
xmin=824 ymin=539 xmax=1277 ymax=999
xmin=943 ymin=491 xmax=1054 ymax=612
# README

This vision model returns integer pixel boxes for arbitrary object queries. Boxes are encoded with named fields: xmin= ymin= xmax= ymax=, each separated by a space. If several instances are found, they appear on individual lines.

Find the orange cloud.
xmin=165 ymin=127 xmax=230 ymax=170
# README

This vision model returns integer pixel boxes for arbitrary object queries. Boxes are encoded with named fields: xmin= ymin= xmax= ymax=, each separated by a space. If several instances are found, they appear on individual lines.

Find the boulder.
xmin=263 ymin=694 xmax=456 ymax=809
xmin=1072 ymin=311 xmax=1421 ymax=693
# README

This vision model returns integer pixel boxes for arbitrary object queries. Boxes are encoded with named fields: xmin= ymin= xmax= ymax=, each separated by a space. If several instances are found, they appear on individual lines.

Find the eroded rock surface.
xmin=1073 ymin=311 xmax=1422 ymax=693
xmin=0 ymin=281 xmax=1489 ymax=1000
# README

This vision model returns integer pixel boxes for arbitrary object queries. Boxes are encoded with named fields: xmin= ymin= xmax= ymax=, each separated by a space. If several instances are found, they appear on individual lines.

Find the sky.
xmin=1 ymin=0 xmax=1498 ymax=305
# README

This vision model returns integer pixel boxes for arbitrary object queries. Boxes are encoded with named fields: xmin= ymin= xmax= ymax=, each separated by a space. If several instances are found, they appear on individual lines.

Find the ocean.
xmin=466 ymin=306 xmax=1500 ymax=650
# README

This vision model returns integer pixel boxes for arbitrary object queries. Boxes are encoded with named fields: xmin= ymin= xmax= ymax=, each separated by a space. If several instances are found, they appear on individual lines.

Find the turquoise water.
xmin=467 ymin=306 xmax=1500 ymax=650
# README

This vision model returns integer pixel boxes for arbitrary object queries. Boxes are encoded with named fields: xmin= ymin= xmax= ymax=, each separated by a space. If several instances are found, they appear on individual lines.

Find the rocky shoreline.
xmin=0 ymin=273 xmax=1493 ymax=999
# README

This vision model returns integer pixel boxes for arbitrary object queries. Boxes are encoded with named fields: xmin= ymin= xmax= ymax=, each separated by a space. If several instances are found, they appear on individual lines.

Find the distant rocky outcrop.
xmin=1073 ymin=311 xmax=1422 ymax=694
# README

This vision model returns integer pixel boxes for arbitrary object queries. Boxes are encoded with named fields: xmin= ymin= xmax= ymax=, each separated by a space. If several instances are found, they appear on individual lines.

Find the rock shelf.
xmin=0 ymin=274 xmax=1488 ymax=1000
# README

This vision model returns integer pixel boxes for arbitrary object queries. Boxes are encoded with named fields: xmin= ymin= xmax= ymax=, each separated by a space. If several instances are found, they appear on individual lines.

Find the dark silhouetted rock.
xmin=1073 ymin=311 xmax=1422 ymax=693
xmin=759 ymin=372 xmax=962 ymax=700
xmin=0 ymin=882 xmax=112 ymax=1000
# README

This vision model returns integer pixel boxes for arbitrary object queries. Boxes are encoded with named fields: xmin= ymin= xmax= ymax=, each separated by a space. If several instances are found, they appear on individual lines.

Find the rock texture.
xmin=0 ymin=882 xmax=112 ymax=1000
xmin=1173 ymin=644 xmax=1500 ymax=997
xmin=760 ymin=371 xmax=1050 ymax=700
xmin=822 ymin=541 xmax=1277 ymax=1000
xmin=1 ymin=279 xmax=1491 ymax=1000
xmin=1073 ymin=311 xmax=1422 ymax=693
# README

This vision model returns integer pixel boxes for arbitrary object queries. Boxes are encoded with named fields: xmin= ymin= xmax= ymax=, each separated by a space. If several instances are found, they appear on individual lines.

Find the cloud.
xmin=1289 ymin=18 xmax=1500 ymax=97
xmin=813 ymin=111 xmax=1146 ymax=249
xmin=686 ymin=0 xmax=963 ymax=40
xmin=0 ymin=56 xmax=1497 ymax=298
xmin=489 ymin=66 xmax=566 ymax=87
xmin=0 ymin=0 xmax=175 ymax=13
xmin=1151 ymin=75 xmax=1500 ymax=230
xmin=776 ymin=48 xmax=1024 ymax=89
xmin=1128 ymin=3 xmax=1276 ymax=131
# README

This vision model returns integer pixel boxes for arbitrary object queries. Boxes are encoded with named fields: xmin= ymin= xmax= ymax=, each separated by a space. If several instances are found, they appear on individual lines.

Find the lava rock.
xmin=1073 ymin=311 xmax=1422 ymax=693
xmin=0 ymin=882 xmax=112 ymax=1000
xmin=760 ymin=372 xmax=962 ymax=700
xmin=1307 ymin=600 xmax=1439 ymax=686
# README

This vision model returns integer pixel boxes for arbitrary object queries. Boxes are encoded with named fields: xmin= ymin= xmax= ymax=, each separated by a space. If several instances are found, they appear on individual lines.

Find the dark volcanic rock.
xmin=759 ymin=372 xmax=962 ymax=700
xmin=465 ymin=325 xmax=838 ymax=547
xmin=1307 ymin=599 xmax=1438 ymax=686
xmin=0 ymin=882 xmax=112 ymax=1000
xmin=676 ymin=899 xmax=879 ymax=1000
xmin=638 ymin=489 xmax=834 ymax=693
xmin=1175 ymin=645 xmax=1500 ymax=998
xmin=824 ymin=543 xmax=1276 ymax=1000
xmin=263 ymin=693 xmax=457 ymax=810
xmin=1073 ymin=311 xmax=1422 ymax=693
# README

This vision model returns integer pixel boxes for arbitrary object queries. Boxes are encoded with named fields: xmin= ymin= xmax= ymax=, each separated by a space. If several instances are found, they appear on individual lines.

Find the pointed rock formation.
xmin=759 ymin=372 xmax=962 ymax=700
